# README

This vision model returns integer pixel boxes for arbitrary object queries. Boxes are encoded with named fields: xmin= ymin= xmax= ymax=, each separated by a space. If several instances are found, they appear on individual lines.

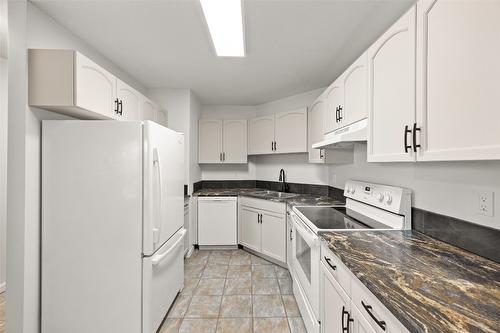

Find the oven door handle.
xmin=290 ymin=212 xmax=317 ymax=244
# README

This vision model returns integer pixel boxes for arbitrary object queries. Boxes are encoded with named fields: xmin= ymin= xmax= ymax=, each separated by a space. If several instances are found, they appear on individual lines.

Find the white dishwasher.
xmin=198 ymin=196 xmax=238 ymax=246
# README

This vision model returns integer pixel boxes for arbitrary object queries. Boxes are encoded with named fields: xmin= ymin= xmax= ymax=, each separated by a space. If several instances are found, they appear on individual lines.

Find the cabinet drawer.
xmin=239 ymin=196 xmax=285 ymax=214
xmin=320 ymin=244 xmax=351 ymax=296
xmin=351 ymin=277 xmax=409 ymax=333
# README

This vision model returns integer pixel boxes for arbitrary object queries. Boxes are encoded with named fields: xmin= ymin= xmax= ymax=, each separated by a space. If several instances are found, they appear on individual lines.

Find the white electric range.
xmin=288 ymin=180 xmax=412 ymax=333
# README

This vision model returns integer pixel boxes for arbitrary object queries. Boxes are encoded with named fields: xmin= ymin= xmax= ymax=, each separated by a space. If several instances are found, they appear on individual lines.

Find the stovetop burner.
xmin=295 ymin=206 xmax=392 ymax=230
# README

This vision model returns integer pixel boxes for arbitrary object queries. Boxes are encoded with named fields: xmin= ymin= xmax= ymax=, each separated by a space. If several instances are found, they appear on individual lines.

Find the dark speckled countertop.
xmin=193 ymin=188 xmax=343 ymax=208
xmin=320 ymin=230 xmax=500 ymax=333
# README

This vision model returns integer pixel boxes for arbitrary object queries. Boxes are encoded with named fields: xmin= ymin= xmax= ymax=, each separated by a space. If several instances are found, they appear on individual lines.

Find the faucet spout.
xmin=278 ymin=169 xmax=287 ymax=192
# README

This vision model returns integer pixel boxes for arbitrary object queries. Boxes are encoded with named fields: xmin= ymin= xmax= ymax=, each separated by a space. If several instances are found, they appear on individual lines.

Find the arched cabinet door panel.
xmin=416 ymin=0 xmax=500 ymax=161
xmin=249 ymin=115 xmax=275 ymax=155
xmin=274 ymin=108 xmax=307 ymax=154
xmin=367 ymin=6 xmax=416 ymax=162
xmin=199 ymin=119 xmax=223 ymax=163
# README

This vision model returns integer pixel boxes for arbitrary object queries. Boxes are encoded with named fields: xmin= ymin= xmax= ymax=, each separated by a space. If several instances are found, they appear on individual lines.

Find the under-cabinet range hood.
xmin=312 ymin=118 xmax=367 ymax=149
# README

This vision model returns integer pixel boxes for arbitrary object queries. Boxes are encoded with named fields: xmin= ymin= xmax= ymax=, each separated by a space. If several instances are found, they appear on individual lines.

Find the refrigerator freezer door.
xmin=42 ymin=121 xmax=143 ymax=333
xmin=143 ymin=228 xmax=185 ymax=333
xmin=143 ymin=121 xmax=184 ymax=256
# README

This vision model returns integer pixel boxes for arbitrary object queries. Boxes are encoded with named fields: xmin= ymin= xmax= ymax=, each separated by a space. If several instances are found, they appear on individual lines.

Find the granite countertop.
xmin=193 ymin=187 xmax=343 ymax=208
xmin=320 ymin=230 xmax=500 ymax=333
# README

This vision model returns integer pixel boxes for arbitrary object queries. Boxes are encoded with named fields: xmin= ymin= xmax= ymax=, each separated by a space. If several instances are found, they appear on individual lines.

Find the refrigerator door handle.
xmin=152 ymin=147 xmax=163 ymax=244
xmin=151 ymin=229 xmax=186 ymax=266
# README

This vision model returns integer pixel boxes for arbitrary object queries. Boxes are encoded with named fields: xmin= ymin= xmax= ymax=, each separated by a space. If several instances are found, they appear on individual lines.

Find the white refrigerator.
xmin=41 ymin=120 xmax=185 ymax=333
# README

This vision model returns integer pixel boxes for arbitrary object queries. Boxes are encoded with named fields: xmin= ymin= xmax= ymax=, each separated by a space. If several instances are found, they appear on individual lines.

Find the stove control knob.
xmin=386 ymin=194 xmax=393 ymax=204
xmin=377 ymin=193 xmax=384 ymax=202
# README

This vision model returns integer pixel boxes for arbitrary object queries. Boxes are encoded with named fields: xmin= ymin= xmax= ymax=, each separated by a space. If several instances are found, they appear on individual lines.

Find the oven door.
xmin=290 ymin=211 xmax=320 ymax=317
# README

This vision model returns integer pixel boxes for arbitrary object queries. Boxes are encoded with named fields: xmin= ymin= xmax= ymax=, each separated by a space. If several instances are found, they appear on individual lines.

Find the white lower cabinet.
xmin=320 ymin=247 xmax=409 ymax=333
xmin=239 ymin=197 xmax=286 ymax=264
xmin=239 ymin=206 xmax=261 ymax=252
xmin=320 ymin=262 xmax=352 ymax=333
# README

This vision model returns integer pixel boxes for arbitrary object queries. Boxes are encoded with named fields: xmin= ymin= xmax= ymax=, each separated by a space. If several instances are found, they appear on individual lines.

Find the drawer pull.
xmin=361 ymin=301 xmax=386 ymax=331
xmin=324 ymin=256 xmax=337 ymax=270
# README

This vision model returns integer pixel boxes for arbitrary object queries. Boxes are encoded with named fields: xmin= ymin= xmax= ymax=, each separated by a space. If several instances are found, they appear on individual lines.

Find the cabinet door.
xmin=367 ymin=6 xmax=416 ymax=162
xmin=240 ymin=207 xmax=261 ymax=252
xmin=343 ymin=52 xmax=368 ymax=127
xmin=260 ymin=211 xmax=286 ymax=263
xmin=324 ymin=78 xmax=344 ymax=134
xmin=156 ymin=110 xmax=167 ymax=127
xmin=117 ymin=79 xmax=141 ymax=120
xmin=320 ymin=263 xmax=352 ymax=333
xmin=74 ymin=52 xmax=117 ymax=119
xmin=223 ymin=119 xmax=247 ymax=163
xmin=275 ymin=108 xmax=308 ymax=154
xmin=141 ymin=98 xmax=157 ymax=122
xmin=416 ymin=0 xmax=500 ymax=161
xmin=352 ymin=306 xmax=376 ymax=333
xmin=308 ymin=99 xmax=326 ymax=163
xmin=286 ymin=217 xmax=293 ymax=270
xmin=199 ymin=120 xmax=223 ymax=164
xmin=248 ymin=115 xmax=275 ymax=154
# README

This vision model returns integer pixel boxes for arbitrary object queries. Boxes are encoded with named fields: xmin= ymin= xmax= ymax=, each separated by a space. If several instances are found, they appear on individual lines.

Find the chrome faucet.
xmin=278 ymin=169 xmax=288 ymax=192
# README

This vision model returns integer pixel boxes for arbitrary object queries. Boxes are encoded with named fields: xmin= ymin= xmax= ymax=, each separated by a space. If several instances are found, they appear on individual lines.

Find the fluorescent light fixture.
xmin=200 ymin=0 xmax=245 ymax=57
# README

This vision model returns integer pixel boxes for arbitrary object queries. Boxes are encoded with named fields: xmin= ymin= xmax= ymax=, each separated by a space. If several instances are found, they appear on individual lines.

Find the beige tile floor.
xmin=160 ymin=249 xmax=307 ymax=333
xmin=0 ymin=292 xmax=4 ymax=333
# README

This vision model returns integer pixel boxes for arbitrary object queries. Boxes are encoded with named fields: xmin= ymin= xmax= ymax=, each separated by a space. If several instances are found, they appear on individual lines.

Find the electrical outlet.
xmin=477 ymin=190 xmax=494 ymax=217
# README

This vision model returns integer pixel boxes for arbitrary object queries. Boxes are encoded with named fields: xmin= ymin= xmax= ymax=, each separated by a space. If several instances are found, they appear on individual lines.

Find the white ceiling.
xmin=32 ymin=0 xmax=415 ymax=105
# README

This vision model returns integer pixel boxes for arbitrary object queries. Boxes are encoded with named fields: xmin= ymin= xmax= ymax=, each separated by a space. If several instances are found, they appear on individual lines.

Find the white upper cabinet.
xmin=156 ymin=109 xmax=168 ymax=127
xmin=249 ymin=115 xmax=275 ymax=154
xmin=415 ymin=0 xmax=500 ymax=161
xmin=274 ymin=108 xmax=307 ymax=154
xmin=342 ymin=52 xmax=368 ymax=127
xmin=199 ymin=119 xmax=223 ymax=164
xmin=199 ymin=119 xmax=247 ymax=164
xmin=323 ymin=79 xmax=343 ymax=134
xmin=29 ymin=49 xmax=164 ymax=124
xmin=223 ymin=119 xmax=248 ymax=163
xmin=74 ymin=52 xmax=117 ymax=119
xmin=141 ymin=97 xmax=157 ymax=122
xmin=367 ymin=6 xmax=417 ymax=162
xmin=116 ymin=78 xmax=141 ymax=120
xmin=249 ymin=109 xmax=307 ymax=155
xmin=309 ymin=99 xmax=326 ymax=163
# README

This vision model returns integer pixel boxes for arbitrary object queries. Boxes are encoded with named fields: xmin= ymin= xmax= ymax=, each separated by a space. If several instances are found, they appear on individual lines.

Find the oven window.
xmin=295 ymin=232 xmax=311 ymax=283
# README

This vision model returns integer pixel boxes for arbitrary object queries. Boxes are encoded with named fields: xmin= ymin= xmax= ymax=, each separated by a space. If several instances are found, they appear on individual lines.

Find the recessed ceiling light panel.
xmin=200 ymin=0 xmax=245 ymax=57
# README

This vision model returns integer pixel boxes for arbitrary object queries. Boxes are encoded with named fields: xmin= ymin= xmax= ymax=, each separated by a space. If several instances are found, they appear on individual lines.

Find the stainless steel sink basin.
xmin=263 ymin=191 xmax=298 ymax=199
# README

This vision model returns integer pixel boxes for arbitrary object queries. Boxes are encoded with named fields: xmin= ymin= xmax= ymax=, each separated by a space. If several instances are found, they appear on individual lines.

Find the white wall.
xmin=148 ymin=88 xmax=202 ymax=193
xmin=0 ymin=0 xmax=8 ymax=293
xmin=7 ymin=2 xmax=149 ymax=332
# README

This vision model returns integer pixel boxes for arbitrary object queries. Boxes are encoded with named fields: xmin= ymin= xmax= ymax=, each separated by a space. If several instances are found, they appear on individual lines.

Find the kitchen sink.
xmin=263 ymin=191 xmax=298 ymax=199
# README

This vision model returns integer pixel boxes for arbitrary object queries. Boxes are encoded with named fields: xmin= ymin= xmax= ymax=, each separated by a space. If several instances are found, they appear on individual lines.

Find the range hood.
xmin=312 ymin=118 xmax=367 ymax=149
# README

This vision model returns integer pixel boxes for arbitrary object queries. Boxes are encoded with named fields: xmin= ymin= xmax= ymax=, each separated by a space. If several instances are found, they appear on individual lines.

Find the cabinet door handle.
xmin=114 ymin=98 xmax=119 ymax=114
xmin=324 ymin=256 xmax=337 ymax=270
xmin=335 ymin=106 xmax=339 ymax=122
xmin=341 ymin=306 xmax=353 ymax=333
xmin=290 ymin=228 xmax=293 ymax=241
xmin=361 ymin=301 xmax=386 ymax=331
xmin=118 ymin=99 xmax=123 ymax=115
xmin=404 ymin=125 xmax=412 ymax=153
xmin=412 ymin=123 xmax=421 ymax=153
xmin=338 ymin=106 xmax=343 ymax=122
xmin=271 ymin=141 xmax=274 ymax=151
xmin=222 ymin=152 xmax=225 ymax=161
xmin=273 ymin=141 xmax=277 ymax=151
xmin=319 ymin=148 xmax=324 ymax=159
xmin=219 ymin=153 xmax=222 ymax=162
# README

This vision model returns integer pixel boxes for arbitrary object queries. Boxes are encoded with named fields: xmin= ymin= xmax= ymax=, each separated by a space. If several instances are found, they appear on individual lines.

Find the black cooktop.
xmin=296 ymin=206 xmax=391 ymax=230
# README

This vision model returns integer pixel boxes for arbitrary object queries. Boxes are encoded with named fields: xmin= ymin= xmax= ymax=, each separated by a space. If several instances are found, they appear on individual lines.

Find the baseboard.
xmin=0 ymin=282 xmax=5 ymax=293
